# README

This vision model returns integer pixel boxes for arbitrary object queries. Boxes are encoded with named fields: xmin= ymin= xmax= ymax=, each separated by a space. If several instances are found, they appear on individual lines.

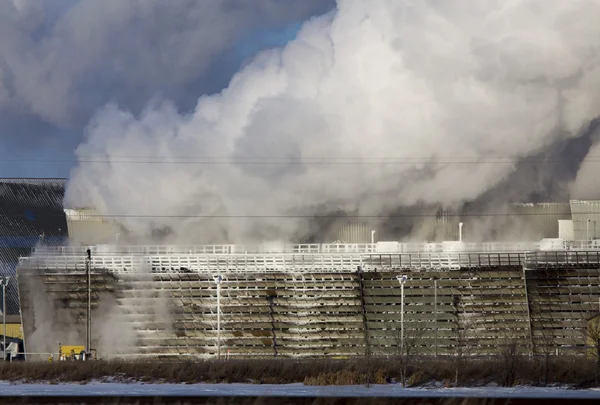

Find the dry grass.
xmin=0 ymin=356 xmax=597 ymax=387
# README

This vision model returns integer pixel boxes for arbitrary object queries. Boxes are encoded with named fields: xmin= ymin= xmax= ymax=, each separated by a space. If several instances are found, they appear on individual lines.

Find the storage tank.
xmin=558 ymin=220 xmax=574 ymax=240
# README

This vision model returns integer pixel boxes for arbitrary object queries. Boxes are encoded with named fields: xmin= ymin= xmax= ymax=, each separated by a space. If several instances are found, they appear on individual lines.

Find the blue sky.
xmin=0 ymin=1 xmax=335 ymax=179
xmin=0 ymin=22 xmax=304 ymax=179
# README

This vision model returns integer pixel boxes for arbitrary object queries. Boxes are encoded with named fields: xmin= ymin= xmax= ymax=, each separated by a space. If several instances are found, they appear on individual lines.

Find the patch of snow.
xmin=0 ymin=383 xmax=598 ymax=398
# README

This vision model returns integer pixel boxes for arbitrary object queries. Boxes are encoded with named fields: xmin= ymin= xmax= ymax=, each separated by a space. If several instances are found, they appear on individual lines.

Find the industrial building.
xmin=16 ymin=242 xmax=600 ymax=359
xmin=4 ymin=178 xmax=600 ymax=359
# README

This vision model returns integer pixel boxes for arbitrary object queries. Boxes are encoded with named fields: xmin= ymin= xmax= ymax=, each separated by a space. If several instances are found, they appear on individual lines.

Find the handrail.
xmin=19 ymin=252 xmax=537 ymax=273
xmin=524 ymin=250 xmax=600 ymax=268
xmin=31 ymin=241 xmax=556 ymax=256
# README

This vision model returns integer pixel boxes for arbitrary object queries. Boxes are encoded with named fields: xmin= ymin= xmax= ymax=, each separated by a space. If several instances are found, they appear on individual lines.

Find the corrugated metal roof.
xmin=0 ymin=178 xmax=67 ymax=237
xmin=0 ymin=179 xmax=68 ymax=315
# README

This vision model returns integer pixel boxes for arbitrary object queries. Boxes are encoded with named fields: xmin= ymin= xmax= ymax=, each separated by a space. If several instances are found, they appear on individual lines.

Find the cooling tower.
xmin=17 ymin=242 xmax=600 ymax=359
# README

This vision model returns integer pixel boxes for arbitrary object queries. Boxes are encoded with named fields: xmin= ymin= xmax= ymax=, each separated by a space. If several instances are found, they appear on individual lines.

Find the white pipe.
xmin=371 ymin=230 xmax=376 ymax=245
xmin=587 ymin=219 xmax=591 ymax=242
xmin=459 ymin=222 xmax=464 ymax=242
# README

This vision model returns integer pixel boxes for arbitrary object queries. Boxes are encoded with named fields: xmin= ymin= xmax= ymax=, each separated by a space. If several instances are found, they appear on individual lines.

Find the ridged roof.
xmin=0 ymin=179 xmax=67 ymax=237
xmin=0 ymin=179 xmax=68 ymax=315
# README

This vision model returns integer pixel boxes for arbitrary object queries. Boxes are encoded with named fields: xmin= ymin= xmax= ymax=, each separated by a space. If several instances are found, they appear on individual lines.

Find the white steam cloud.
xmin=66 ymin=0 xmax=600 ymax=243
xmin=0 ymin=0 xmax=330 ymax=127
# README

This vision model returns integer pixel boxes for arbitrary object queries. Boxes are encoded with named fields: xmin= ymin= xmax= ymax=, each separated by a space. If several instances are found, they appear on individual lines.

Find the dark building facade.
xmin=0 ymin=179 xmax=68 ymax=318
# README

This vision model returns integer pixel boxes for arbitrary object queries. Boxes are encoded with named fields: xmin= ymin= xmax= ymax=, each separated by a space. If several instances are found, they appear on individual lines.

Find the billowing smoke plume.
xmin=66 ymin=0 xmax=600 ymax=243
xmin=572 ymin=124 xmax=600 ymax=199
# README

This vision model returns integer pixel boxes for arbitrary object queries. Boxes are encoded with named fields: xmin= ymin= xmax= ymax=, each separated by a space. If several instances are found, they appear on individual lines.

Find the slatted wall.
xmin=18 ymin=261 xmax=542 ymax=358
xmin=17 ymin=269 xmax=119 ymax=355
xmin=362 ymin=268 xmax=531 ymax=356
xmin=119 ymin=272 xmax=366 ymax=358
xmin=525 ymin=265 xmax=600 ymax=354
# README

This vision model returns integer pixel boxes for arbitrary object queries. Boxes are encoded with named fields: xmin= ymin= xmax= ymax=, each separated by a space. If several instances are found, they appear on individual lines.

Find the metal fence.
xmin=31 ymin=241 xmax=552 ymax=256
xmin=19 ymin=250 xmax=600 ymax=274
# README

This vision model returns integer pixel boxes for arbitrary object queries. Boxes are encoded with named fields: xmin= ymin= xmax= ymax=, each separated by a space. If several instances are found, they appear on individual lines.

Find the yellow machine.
xmin=58 ymin=344 xmax=93 ymax=361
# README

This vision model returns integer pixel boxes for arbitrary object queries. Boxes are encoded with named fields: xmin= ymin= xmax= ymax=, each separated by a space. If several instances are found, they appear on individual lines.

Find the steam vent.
xmin=4 ymin=179 xmax=600 ymax=359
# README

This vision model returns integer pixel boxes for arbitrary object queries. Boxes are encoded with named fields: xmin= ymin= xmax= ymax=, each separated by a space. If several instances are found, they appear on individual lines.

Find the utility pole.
xmin=215 ymin=275 xmax=222 ymax=359
xmin=433 ymin=277 xmax=438 ymax=357
xmin=1 ymin=277 xmax=8 ymax=361
xmin=86 ymin=249 xmax=92 ymax=356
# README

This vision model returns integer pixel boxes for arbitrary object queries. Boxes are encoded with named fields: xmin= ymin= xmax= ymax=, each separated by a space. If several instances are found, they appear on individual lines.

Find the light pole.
xmin=458 ymin=222 xmax=464 ymax=242
xmin=433 ymin=277 xmax=438 ymax=357
xmin=1 ymin=276 xmax=9 ymax=361
xmin=397 ymin=275 xmax=408 ymax=350
xmin=371 ymin=230 xmax=376 ymax=245
xmin=85 ymin=249 xmax=91 ymax=356
xmin=214 ymin=275 xmax=223 ymax=359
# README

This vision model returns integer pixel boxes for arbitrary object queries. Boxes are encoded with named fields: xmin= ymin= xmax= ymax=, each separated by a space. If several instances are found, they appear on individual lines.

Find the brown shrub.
xmin=0 ymin=356 xmax=597 ymax=387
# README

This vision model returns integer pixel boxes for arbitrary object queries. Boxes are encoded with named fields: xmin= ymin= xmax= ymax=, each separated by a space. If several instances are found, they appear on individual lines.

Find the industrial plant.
xmin=2 ymin=178 xmax=600 ymax=359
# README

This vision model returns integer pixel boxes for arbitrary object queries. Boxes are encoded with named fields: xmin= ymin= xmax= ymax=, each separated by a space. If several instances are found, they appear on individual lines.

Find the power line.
xmin=0 ymin=212 xmax=574 ymax=219
xmin=46 ymin=154 xmax=600 ymax=159
xmin=0 ymin=157 xmax=598 ymax=165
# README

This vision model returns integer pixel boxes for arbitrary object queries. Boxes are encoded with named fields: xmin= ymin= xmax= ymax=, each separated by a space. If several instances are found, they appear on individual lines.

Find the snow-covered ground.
xmin=0 ymin=383 xmax=599 ymax=398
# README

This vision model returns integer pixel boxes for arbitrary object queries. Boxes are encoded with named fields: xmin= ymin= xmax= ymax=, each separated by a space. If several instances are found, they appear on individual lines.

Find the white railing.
xmin=20 ymin=254 xmax=365 ymax=273
xmin=33 ymin=244 xmax=321 ymax=256
xmin=525 ymin=250 xmax=600 ymax=267
xmin=320 ymin=243 xmax=377 ymax=253
xmin=31 ymin=240 xmax=559 ymax=257
xmin=22 ymin=250 xmax=600 ymax=273
xmin=560 ymin=240 xmax=600 ymax=250
xmin=20 ymin=252 xmax=530 ymax=273
xmin=21 ymin=240 xmax=600 ymax=274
